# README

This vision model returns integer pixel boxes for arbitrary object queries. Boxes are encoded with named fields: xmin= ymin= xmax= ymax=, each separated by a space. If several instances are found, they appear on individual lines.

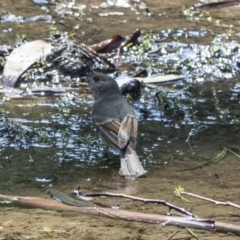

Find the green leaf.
xmin=174 ymin=186 xmax=191 ymax=202
xmin=179 ymin=147 xmax=227 ymax=171
xmin=225 ymin=147 xmax=240 ymax=159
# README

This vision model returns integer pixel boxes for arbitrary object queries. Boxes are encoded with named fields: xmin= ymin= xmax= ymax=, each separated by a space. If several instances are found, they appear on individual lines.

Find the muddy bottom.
xmin=1 ymin=153 xmax=240 ymax=240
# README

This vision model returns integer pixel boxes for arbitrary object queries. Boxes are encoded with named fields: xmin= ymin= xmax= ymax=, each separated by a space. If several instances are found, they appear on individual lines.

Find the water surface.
xmin=0 ymin=0 xmax=240 ymax=239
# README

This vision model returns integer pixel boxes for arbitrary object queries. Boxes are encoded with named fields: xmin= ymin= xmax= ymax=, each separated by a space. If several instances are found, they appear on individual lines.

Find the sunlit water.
xmin=0 ymin=0 xmax=240 ymax=239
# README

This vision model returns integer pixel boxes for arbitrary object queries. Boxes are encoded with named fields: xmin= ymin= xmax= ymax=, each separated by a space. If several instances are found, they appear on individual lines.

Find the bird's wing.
xmin=97 ymin=120 xmax=121 ymax=149
xmin=118 ymin=116 xmax=130 ymax=149
xmin=96 ymin=116 xmax=137 ymax=150
xmin=118 ymin=116 xmax=136 ymax=149
xmin=130 ymin=116 xmax=138 ymax=141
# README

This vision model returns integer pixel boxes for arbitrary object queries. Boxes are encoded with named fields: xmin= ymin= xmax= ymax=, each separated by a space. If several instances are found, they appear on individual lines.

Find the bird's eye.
xmin=93 ymin=76 xmax=100 ymax=81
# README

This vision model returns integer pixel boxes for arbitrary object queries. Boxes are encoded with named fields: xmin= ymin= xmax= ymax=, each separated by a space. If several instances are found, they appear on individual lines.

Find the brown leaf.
xmin=89 ymin=30 xmax=141 ymax=54
xmin=89 ymin=35 xmax=125 ymax=53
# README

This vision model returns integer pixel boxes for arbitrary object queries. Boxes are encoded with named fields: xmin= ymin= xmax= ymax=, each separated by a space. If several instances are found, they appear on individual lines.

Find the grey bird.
xmin=86 ymin=71 xmax=147 ymax=178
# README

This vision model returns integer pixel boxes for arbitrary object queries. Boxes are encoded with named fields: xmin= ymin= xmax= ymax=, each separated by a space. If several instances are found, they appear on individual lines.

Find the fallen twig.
xmin=167 ymin=230 xmax=180 ymax=240
xmin=194 ymin=0 xmax=240 ymax=10
xmin=185 ymin=227 xmax=198 ymax=239
xmin=84 ymin=191 xmax=196 ymax=217
xmin=178 ymin=189 xmax=240 ymax=210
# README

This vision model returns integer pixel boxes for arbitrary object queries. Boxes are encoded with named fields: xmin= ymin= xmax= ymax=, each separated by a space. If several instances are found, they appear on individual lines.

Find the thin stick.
xmin=180 ymin=191 xmax=240 ymax=209
xmin=167 ymin=230 xmax=180 ymax=240
xmin=84 ymin=192 xmax=196 ymax=218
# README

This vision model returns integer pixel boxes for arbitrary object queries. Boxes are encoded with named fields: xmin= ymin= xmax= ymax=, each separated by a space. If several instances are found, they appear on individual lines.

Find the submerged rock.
xmin=3 ymin=40 xmax=53 ymax=88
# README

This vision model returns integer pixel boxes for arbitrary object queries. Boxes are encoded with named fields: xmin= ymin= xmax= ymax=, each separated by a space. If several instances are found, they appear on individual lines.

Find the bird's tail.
xmin=119 ymin=149 xmax=147 ymax=178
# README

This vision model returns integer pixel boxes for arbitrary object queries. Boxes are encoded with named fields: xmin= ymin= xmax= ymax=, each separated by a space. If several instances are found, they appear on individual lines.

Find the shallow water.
xmin=1 ymin=0 xmax=240 ymax=239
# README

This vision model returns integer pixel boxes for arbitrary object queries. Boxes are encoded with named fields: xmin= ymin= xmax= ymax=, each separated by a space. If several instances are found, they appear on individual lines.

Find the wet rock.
xmin=120 ymin=79 xmax=142 ymax=100
xmin=1 ymin=33 xmax=108 ymax=96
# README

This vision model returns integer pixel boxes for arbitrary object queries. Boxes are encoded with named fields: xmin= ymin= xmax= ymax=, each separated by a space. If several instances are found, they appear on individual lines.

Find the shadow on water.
xmin=0 ymin=0 xmax=240 ymax=239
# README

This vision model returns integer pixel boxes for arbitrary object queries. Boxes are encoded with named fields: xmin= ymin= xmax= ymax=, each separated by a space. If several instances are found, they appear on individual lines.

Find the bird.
xmin=86 ymin=71 xmax=147 ymax=178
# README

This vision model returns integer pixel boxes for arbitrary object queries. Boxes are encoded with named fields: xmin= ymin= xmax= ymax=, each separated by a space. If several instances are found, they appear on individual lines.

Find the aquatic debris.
xmin=116 ymin=73 xmax=185 ymax=100
xmin=4 ymin=192 xmax=238 ymax=235
xmin=48 ymin=188 xmax=92 ymax=207
xmin=0 ymin=14 xmax=52 ymax=23
xmin=90 ymin=35 xmax=125 ymax=53
xmin=175 ymin=186 xmax=240 ymax=209
xmin=78 ymin=195 xmax=93 ymax=201
xmin=116 ymin=74 xmax=184 ymax=87
xmin=179 ymin=147 xmax=240 ymax=171
xmin=2 ymin=36 xmax=113 ymax=95
xmin=174 ymin=186 xmax=191 ymax=202
xmin=180 ymin=148 xmax=227 ymax=171
xmin=29 ymin=86 xmax=66 ymax=96
xmin=89 ymin=29 xmax=141 ymax=53
xmin=193 ymin=0 xmax=240 ymax=10
xmin=35 ymin=177 xmax=53 ymax=182
xmin=120 ymin=79 xmax=142 ymax=100
xmin=32 ymin=0 xmax=56 ymax=5
xmin=3 ymin=40 xmax=53 ymax=88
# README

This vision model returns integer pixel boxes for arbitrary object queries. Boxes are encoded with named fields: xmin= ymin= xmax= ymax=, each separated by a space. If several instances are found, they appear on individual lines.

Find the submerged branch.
xmin=0 ymin=193 xmax=240 ymax=235
xmin=180 ymin=190 xmax=240 ymax=210
xmin=84 ymin=192 xmax=195 ymax=217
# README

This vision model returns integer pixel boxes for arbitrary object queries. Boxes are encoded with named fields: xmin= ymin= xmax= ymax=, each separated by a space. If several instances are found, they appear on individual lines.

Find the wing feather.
xmin=95 ymin=115 xmax=137 ymax=150
xmin=118 ymin=116 xmax=131 ymax=148
xmin=97 ymin=121 xmax=120 ymax=149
